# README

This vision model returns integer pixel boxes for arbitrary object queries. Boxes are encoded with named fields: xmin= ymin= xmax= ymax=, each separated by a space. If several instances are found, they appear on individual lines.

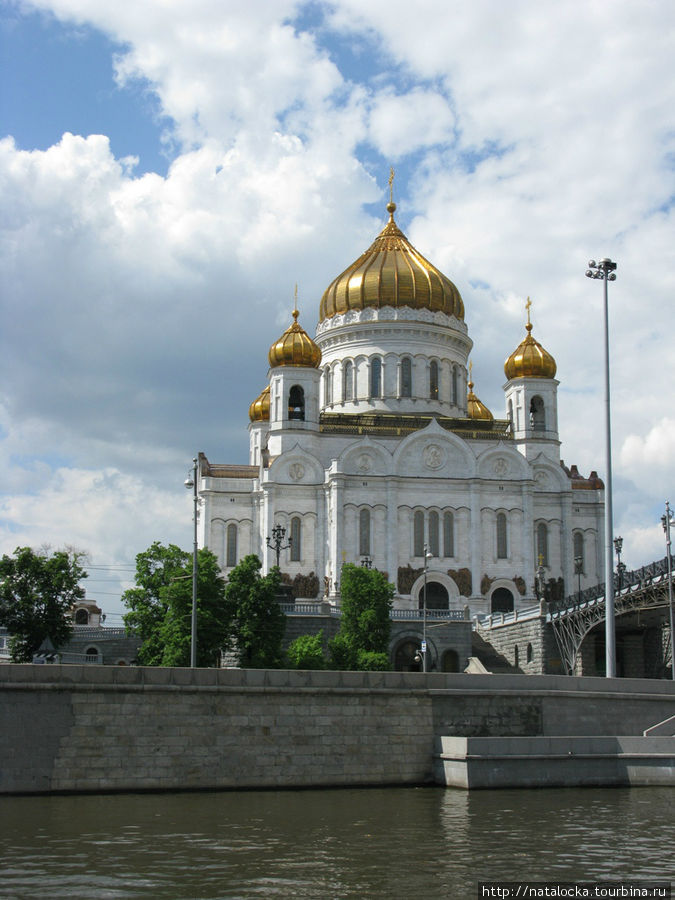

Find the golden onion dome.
xmin=466 ymin=364 xmax=493 ymax=420
xmin=504 ymin=300 xmax=557 ymax=379
xmin=248 ymin=385 xmax=270 ymax=422
xmin=268 ymin=308 xmax=322 ymax=369
xmin=319 ymin=201 xmax=464 ymax=322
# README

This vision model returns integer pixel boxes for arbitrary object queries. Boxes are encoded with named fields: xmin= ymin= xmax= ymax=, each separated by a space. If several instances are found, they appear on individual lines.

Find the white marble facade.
xmin=198 ymin=207 xmax=604 ymax=616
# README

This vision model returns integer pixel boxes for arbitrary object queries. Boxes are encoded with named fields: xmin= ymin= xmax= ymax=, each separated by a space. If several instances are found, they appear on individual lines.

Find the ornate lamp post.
xmin=574 ymin=555 xmax=583 ymax=604
xmin=614 ymin=536 xmax=626 ymax=590
xmin=661 ymin=501 xmax=675 ymax=681
xmin=586 ymin=257 xmax=618 ymax=677
xmin=266 ymin=525 xmax=292 ymax=568
xmin=360 ymin=556 xmax=372 ymax=569
xmin=184 ymin=457 xmax=198 ymax=668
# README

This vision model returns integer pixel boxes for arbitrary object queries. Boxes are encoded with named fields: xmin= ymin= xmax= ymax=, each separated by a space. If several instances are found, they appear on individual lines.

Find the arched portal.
xmin=491 ymin=587 xmax=514 ymax=614
xmin=441 ymin=649 xmax=460 ymax=672
xmin=394 ymin=639 xmax=422 ymax=672
xmin=419 ymin=581 xmax=449 ymax=610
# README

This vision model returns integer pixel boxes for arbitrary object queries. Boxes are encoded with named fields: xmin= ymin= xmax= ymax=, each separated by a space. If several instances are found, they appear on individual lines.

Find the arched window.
xmin=400 ymin=358 xmax=412 ymax=398
xmin=288 ymin=385 xmax=305 ymax=420
xmin=530 ymin=395 xmax=545 ymax=431
xmin=343 ymin=361 xmax=354 ymax=401
xmin=413 ymin=510 xmax=425 ymax=557
xmin=443 ymin=511 xmax=454 ymax=558
xmin=290 ymin=516 xmax=301 ymax=562
xmin=429 ymin=360 xmax=439 ymax=399
xmin=573 ymin=531 xmax=585 ymax=573
xmin=226 ymin=523 xmax=238 ymax=567
xmin=527 ymin=643 xmax=533 ymax=663
xmin=496 ymin=512 xmax=508 ymax=559
xmin=370 ymin=358 xmax=382 ymax=398
xmin=75 ymin=608 xmax=89 ymax=625
xmin=359 ymin=508 xmax=371 ymax=556
xmin=514 ymin=645 xmax=520 ymax=668
xmin=537 ymin=522 xmax=549 ymax=567
xmin=508 ymin=399 xmax=514 ymax=428
xmin=452 ymin=366 xmax=458 ymax=405
xmin=323 ymin=367 xmax=332 ymax=406
xmin=428 ymin=511 xmax=439 ymax=556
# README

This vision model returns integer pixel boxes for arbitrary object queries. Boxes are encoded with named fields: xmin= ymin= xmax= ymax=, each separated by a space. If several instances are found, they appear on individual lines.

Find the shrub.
xmin=287 ymin=631 xmax=325 ymax=669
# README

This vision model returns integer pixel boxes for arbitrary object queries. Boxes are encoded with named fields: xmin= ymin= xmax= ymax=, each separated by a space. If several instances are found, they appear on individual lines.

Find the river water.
xmin=1 ymin=786 xmax=673 ymax=899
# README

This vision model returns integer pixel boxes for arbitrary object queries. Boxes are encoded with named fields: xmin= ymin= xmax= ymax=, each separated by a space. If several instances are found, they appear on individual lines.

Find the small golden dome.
xmin=467 ymin=363 xmax=493 ymax=420
xmin=248 ymin=385 xmax=270 ymax=422
xmin=319 ymin=202 xmax=464 ymax=322
xmin=268 ymin=308 xmax=322 ymax=369
xmin=504 ymin=300 xmax=557 ymax=379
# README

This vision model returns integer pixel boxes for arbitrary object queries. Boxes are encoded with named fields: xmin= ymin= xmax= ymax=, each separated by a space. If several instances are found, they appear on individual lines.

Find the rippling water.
xmin=1 ymin=787 xmax=673 ymax=898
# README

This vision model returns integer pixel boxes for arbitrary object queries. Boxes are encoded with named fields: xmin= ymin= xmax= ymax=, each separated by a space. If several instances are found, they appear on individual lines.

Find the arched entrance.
xmin=441 ymin=649 xmax=460 ymax=672
xmin=491 ymin=587 xmax=514 ymax=614
xmin=418 ymin=581 xmax=449 ymax=610
xmin=394 ymin=639 xmax=422 ymax=672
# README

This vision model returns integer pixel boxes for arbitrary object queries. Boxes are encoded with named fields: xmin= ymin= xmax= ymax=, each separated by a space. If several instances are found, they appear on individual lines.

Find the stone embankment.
xmin=1 ymin=665 xmax=673 ymax=794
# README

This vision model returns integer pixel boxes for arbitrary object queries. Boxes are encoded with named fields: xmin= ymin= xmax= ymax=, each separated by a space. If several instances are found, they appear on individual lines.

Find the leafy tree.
xmin=122 ymin=542 xmax=228 ymax=667
xmin=0 ymin=546 xmax=87 ymax=662
xmin=225 ymin=555 xmax=285 ymax=668
xmin=287 ymin=630 xmax=325 ymax=669
xmin=329 ymin=564 xmax=394 ymax=670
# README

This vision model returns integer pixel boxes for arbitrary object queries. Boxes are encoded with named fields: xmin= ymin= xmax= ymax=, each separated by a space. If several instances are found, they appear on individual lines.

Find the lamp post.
xmin=574 ymin=555 xmax=583 ymax=604
xmin=586 ymin=257 xmax=618 ymax=677
xmin=421 ymin=543 xmax=432 ymax=673
xmin=184 ymin=457 xmax=198 ymax=668
xmin=360 ymin=556 xmax=372 ymax=569
xmin=661 ymin=501 xmax=675 ymax=681
xmin=266 ymin=525 xmax=291 ymax=568
xmin=614 ymin=536 xmax=626 ymax=590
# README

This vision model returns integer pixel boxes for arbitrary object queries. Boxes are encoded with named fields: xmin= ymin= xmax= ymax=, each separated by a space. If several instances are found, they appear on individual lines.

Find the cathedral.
xmin=197 ymin=196 xmax=605 ymax=617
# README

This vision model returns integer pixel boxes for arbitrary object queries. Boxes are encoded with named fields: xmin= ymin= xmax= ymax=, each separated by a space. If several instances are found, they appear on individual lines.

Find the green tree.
xmin=287 ymin=630 xmax=325 ymax=669
xmin=225 ymin=555 xmax=285 ymax=668
xmin=329 ymin=564 xmax=394 ymax=670
xmin=0 ymin=546 xmax=87 ymax=662
xmin=122 ymin=542 xmax=228 ymax=667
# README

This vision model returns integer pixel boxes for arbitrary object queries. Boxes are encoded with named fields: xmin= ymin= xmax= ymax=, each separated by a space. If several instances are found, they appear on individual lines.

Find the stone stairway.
xmin=469 ymin=630 xmax=521 ymax=674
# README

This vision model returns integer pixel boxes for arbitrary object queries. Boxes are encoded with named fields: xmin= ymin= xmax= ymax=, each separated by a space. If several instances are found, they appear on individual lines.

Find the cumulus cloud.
xmin=2 ymin=0 xmax=674 ymax=610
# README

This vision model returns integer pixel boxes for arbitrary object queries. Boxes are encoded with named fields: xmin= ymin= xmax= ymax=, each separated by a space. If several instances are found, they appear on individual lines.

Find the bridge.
xmin=478 ymin=556 xmax=674 ymax=676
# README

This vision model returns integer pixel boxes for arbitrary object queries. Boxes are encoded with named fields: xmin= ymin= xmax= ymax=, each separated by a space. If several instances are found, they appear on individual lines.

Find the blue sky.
xmin=1 ymin=0 xmax=674 ymax=620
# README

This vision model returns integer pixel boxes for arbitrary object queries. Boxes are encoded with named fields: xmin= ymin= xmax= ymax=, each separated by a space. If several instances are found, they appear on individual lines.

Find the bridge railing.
xmin=548 ymin=556 xmax=671 ymax=618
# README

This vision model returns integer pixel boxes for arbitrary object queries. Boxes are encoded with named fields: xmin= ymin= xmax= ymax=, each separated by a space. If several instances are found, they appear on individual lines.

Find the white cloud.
xmin=2 ymin=0 xmax=674 ymax=608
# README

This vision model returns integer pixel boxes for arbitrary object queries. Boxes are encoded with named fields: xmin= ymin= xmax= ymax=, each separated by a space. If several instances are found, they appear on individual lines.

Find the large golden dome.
xmin=319 ymin=202 xmax=464 ymax=322
xmin=268 ymin=308 xmax=322 ymax=369
xmin=248 ymin=385 xmax=270 ymax=422
xmin=504 ymin=302 xmax=556 ymax=379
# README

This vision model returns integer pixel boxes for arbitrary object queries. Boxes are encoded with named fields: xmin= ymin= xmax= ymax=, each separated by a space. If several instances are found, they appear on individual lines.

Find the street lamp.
xmin=586 ymin=257 xmax=618 ymax=677
xmin=614 ymin=536 xmax=626 ymax=590
xmin=421 ymin=543 xmax=432 ymax=673
xmin=360 ymin=556 xmax=372 ymax=569
xmin=574 ymin=555 xmax=583 ymax=604
xmin=266 ymin=524 xmax=291 ymax=568
xmin=661 ymin=501 xmax=675 ymax=681
xmin=184 ymin=457 xmax=198 ymax=668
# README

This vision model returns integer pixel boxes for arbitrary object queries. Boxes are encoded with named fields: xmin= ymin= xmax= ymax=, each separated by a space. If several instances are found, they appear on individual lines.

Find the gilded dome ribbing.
xmin=319 ymin=202 xmax=464 ymax=322
xmin=268 ymin=309 xmax=321 ymax=369
xmin=504 ymin=303 xmax=557 ymax=379
xmin=248 ymin=385 xmax=270 ymax=422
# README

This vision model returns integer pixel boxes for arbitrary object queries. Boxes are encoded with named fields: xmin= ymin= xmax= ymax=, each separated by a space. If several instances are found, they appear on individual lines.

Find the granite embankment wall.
xmin=1 ymin=665 xmax=673 ymax=795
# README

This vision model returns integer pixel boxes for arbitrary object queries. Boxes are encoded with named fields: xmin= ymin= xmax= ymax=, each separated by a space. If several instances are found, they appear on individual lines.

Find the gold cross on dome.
xmin=525 ymin=296 xmax=532 ymax=325
xmin=388 ymin=166 xmax=395 ymax=203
